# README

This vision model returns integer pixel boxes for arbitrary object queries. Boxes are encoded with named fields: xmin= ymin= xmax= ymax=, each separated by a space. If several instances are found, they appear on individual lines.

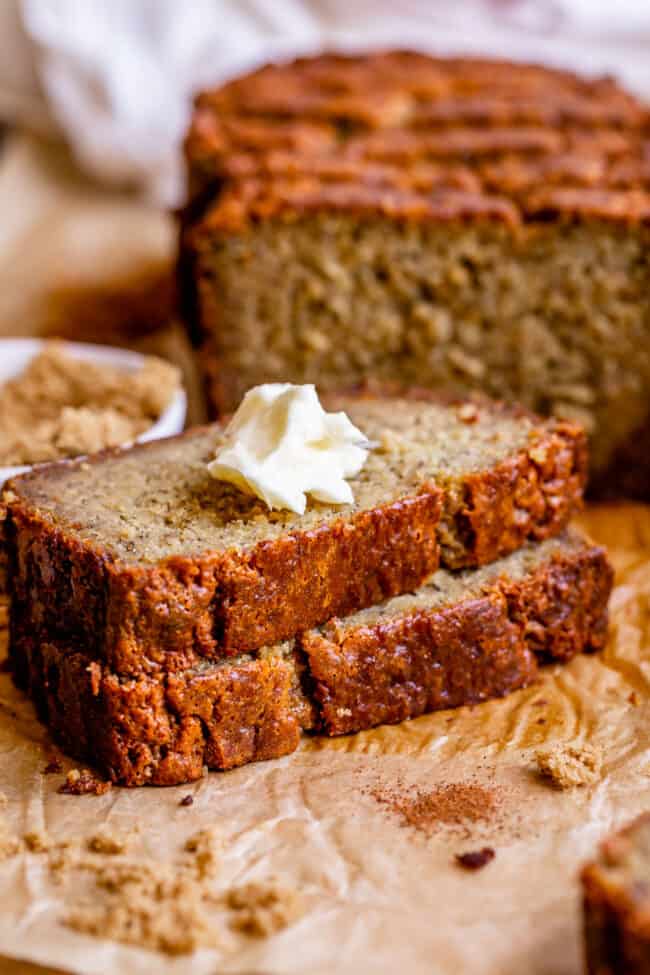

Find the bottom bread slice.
xmin=581 ymin=813 xmax=650 ymax=975
xmin=14 ymin=532 xmax=612 ymax=786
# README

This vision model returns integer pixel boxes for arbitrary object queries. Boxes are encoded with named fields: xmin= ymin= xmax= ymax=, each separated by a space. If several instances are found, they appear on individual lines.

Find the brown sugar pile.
xmin=65 ymin=858 xmax=223 ymax=956
xmin=372 ymin=782 xmax=499 ymax=838
xmin=39 ymin=825 xmax=300 ymax=956
xmin=536 ymin=743 xmax=603 ymax=788
xmin=0 ymin=342 xmax=180 ymax=466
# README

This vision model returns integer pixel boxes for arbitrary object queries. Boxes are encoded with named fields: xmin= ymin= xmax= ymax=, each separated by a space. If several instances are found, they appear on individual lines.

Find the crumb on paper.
xmin=455 ymin=847 xmax=495 ymax=871
xmin=226 ymin=882 xmax=302 ymax=937
xmin=43 ymin=758 xmax=63 ymax=775
xmin=0 ymin=341 xmax=180 ymax=466
xmin=184 ymin=827 xmax=220 ymax=880
xmin=179 ymin=794 xmax=194 ymax=807
xmin=24 ymin=830 xmax=51 ymax=853
xmin=58 ymin=768 xmax=112 ymax=796
xmin=86 ymin=831 xmax=127 ymax=855
xmin=536 ymin=743 xmax=602 ymax=788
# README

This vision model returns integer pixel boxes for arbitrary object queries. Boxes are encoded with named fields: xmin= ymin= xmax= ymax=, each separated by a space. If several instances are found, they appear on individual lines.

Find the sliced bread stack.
xmin=2 ymin=390 xmax=612 ymax=785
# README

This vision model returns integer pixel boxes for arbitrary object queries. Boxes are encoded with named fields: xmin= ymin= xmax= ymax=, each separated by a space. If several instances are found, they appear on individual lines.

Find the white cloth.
xmin=0 ymin=0 xmax=649 ymax=205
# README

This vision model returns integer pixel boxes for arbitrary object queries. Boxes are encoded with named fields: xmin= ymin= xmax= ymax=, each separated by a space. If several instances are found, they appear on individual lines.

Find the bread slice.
xmin=180 ymin=52 xmax=650 ymax=495
xmin=581 ymin=814 xmax=650 ymax=975
xmin=13 ymin=532 xmax=611 ymax=786
xmin=4 ymin=393 xmax=586 ymax=673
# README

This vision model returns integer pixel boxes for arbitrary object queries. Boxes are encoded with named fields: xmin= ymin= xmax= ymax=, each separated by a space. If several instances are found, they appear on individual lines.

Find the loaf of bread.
xmin=15 ymin=532 xmax=611 ymax=786
xmin=4 ymin=391 xmax=585 ymax=674
xmin=582 ymin=813 xmax=650 ymax=975
xmin=180 ymin=52 xmax=650 ymax=495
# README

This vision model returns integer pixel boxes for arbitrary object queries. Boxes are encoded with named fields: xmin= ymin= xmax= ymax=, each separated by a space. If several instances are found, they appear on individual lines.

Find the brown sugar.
xmin=55 ymin=826 xmax=299 ymax=956
xmin=0 ymin=821 xmax=20 ymax=861
xmin=64 ymin=861 xmax=223 ymax=956
xmin=0 ymin=342 xmax=180 ymax=466
xmin=86 ymin=831 xmax=127 ymax=855
xmin=372 ymin=782 xmax=499 ymax=837
xmin=226 ymin=882 xmax=302 ymax=937
xmin=184 ymin=827 xmax=220 ymax=880
xmin=536 ymin=742 xmax=602 ymax=788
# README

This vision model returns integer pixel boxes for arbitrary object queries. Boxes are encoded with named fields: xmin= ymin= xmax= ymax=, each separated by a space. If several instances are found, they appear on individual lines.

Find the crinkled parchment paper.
xmin=1 ymin=132 xmax=650 ymax=975
xmin=0 ymin=505 xmax=648 ymax=975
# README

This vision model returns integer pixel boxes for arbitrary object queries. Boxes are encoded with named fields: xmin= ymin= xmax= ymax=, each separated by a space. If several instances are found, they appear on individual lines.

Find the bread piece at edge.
xmin=13 ymin=532 xmax=612 ymax=786
xmin=582 ymin=813 xmax=650 ymax=975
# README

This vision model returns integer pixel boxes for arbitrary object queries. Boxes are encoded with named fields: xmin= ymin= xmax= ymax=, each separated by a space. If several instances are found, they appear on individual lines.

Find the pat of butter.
xmin=207 ymin=384 xmax=372 ymax=514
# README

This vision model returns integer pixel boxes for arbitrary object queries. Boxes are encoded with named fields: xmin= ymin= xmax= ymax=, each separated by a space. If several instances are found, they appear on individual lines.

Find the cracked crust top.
xmin=184 ymin=51 xmax=650 ymax=231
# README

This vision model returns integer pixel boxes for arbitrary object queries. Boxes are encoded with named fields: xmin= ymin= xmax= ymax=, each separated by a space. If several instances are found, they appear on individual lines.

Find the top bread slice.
xmin=3 ymin=390 xmax=586 ymax=673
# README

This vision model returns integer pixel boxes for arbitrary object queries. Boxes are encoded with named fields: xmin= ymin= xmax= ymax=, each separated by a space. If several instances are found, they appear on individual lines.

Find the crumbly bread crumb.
xmin=0 ymin=342 xmax=180 ymax=466
xmin=226 ymin=882 xmax=302 ymax=937
xmin=58 ymin=768 xmax=111 ymax=796
xmin=536 ymin=743 xmax=602 ymax=788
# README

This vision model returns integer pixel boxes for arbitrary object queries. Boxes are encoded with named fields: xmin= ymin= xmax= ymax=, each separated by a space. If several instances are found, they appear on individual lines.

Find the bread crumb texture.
xmin=0 ymin=342 xmax=180 ymax=466
xmin=536 ymin=742 xmax=602 ymax=788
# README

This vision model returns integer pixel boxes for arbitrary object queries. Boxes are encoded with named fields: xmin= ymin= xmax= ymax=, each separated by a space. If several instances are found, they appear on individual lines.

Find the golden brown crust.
xmin=14 ymin=535 xmax=612 ymax=785
xmin=6 ymin=485 xmax=441 ymax=675
xmin=582 ymin=814 xmax=650 ymax=975
xmin=302 ymin=539 xmax=611 ymax=735
xmin=183 ymin=51 xmax=650 ymax=233
xmin=4 ymin=394 xmax=587 ymax=676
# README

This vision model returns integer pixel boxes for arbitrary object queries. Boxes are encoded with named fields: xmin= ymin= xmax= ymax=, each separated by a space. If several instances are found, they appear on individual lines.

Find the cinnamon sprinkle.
xmin=371 ymin=782 xmax=499 ymax=837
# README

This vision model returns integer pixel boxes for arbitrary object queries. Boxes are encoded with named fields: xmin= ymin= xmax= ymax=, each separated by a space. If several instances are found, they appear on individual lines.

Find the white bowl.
xmin=0 ymin=338 xmax=187 ymax=483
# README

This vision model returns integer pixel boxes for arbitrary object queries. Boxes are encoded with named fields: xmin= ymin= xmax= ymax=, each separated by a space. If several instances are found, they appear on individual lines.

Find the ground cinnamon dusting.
xmin=24 ymin=830 xmax=51 ymax=852
xmin=536 ymin=743 xmax=602 ymax=788
xmin=371 ymin=782 xmax=499 ymax=837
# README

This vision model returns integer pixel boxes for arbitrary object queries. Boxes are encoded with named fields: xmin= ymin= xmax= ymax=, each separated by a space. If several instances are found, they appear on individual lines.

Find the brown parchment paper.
xmin=0 ymin=504 xmax=648 ymax=975
xmin=1 ymin=131 xmax=650 ymax=975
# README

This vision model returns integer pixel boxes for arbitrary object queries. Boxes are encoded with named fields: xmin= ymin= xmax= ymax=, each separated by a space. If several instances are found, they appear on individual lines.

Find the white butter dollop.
xmin=207 ymin=384 xmax=372 ymax=514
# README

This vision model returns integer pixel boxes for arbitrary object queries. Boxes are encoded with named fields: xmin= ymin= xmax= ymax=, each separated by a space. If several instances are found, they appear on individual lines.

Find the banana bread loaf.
xmin=4 ymin=392 xmax=585 ymax=675
xmin=582 ymin=813 xmax=650 ymax=975
xmin=180 ymin=52 xmax=650 ymax=495
xmin=15 ymin=532 xmax=611 ymax=785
